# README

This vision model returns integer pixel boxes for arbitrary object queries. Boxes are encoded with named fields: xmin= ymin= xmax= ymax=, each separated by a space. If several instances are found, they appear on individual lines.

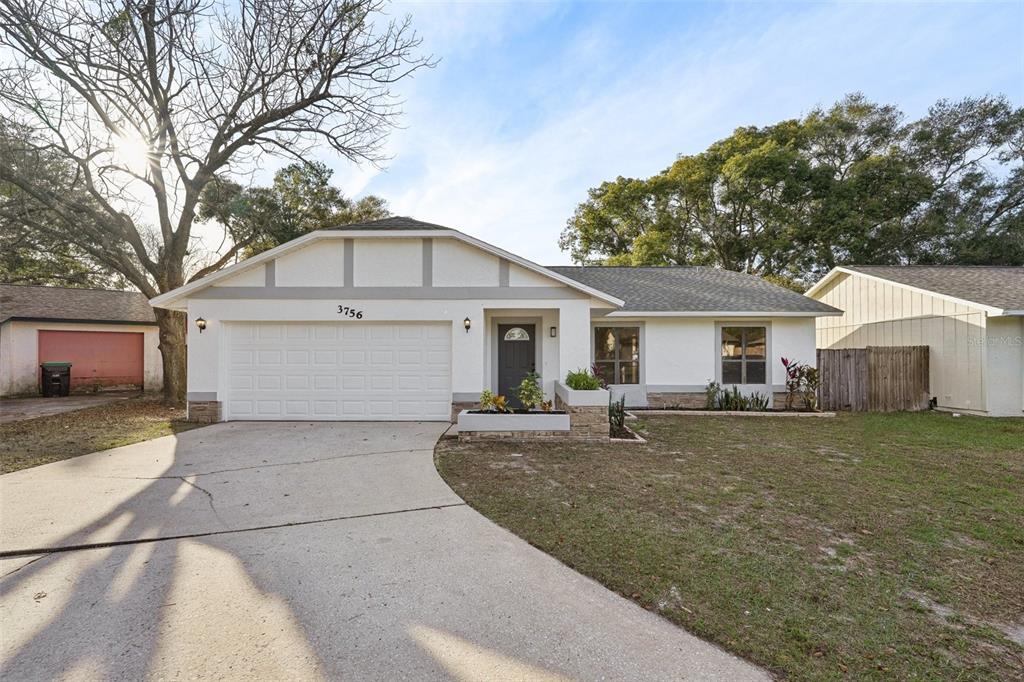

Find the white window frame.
xmin=715 ymin=321 xmax=771 ymax=387
xmin=592 ymin=325 xmax=643 ymax=386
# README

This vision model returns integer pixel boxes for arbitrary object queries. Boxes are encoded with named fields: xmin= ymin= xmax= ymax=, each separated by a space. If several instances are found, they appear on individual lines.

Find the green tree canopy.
xmin=198 ymin=162 xmax=389 ymax=258
xmin=560 ymin=94 xmax=1024 ymax=285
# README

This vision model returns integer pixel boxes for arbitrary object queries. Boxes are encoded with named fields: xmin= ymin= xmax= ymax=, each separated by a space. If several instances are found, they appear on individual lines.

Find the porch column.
xmin=558 ymin=300 xmax=592 ymax=381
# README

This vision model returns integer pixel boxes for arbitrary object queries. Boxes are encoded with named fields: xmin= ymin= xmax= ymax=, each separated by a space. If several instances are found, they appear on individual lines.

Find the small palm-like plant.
xmin=609 ymin=395 xmax=626 ymax=432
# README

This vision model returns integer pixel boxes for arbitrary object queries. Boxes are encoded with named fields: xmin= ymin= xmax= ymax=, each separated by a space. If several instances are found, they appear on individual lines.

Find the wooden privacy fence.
xmin=817 ymin=346 xmax=930 ymax=412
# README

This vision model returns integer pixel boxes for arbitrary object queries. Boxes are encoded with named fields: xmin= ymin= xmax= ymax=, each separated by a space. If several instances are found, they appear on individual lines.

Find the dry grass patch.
xmin=435 ymin=412 xmax=1024 ymax=680
xmin=1 ymin=397 xmax=202 ymax=473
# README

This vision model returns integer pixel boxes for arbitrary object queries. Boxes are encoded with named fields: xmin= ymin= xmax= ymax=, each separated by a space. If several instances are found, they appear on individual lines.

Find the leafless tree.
xmin=0 ymin=0 xmax=430 ymax=401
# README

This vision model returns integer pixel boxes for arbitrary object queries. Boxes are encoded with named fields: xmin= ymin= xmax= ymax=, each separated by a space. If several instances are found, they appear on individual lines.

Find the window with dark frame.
xmin=594 ymin=327 xmax=640 ymax=385
xmin=721 ymin=326 xmax=767 ymax=384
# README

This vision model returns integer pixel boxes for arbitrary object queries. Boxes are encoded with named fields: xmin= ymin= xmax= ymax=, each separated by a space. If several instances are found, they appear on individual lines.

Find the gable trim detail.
xmin=150 ymin=229 xmax=623 ymax=310
xmin=190 ymin=285 xmax=588 ymax=301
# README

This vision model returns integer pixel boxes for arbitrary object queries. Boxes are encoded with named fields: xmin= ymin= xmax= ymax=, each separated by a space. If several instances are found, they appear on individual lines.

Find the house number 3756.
xmin=337 ymin=305 xmax=364 ymax=319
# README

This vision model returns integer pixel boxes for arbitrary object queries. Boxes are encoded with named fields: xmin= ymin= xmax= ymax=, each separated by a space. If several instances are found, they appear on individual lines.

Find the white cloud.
xmin=354 ymin=0 xmax=1021 ymax=265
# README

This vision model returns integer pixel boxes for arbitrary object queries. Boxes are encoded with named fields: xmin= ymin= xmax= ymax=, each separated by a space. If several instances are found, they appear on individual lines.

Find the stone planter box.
xmin=456 ymin=408 xmax=578 ymax=442
xmin=554 ymin=381 xmax=610 ymax=407
xmin=553 ymin=381 xmax=611 ymax=441
xmin=457 ymin=409 xmax=570 ymax=433
xmin=457 ymin=383 xmax=612 ymax=442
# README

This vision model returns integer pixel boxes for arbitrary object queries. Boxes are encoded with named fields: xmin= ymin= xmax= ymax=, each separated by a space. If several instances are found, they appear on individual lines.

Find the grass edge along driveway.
xmin=435 ymin=412 xmax=1024 ymax=681
xmin=1 ymin=397 xmax=201 ymax=474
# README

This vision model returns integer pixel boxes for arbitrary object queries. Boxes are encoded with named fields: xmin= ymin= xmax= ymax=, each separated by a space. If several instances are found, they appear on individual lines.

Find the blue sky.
xmin=284 ymin=0 xmax=1024 ymax=265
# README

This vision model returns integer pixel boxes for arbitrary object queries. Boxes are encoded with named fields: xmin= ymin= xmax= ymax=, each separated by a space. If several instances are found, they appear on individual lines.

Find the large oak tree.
xmin=0 ymin=0 xmax=429 ymax=402
xmin=560 ymin=94 xmax=1024 ymax=286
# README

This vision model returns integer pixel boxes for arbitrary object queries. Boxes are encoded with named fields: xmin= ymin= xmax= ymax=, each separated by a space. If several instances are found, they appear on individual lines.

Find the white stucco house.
xmin=808 ymin=265 xmax=1024 ymax=417
xmin=149 ymin=217 xmax=841 ymax=422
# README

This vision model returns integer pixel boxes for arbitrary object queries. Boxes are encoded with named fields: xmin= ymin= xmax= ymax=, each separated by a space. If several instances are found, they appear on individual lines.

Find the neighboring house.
xmin=0 ymin=284 xmax=162 ymax=397
xmin=807 ymin=266 xmax=1024 ymax=417
xmin=149 ymin=217 xmax=840 ymax=422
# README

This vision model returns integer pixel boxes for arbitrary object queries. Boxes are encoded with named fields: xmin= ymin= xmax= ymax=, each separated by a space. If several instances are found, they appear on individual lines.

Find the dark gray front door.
xmin=498 ymin=324 xmax=536 ymax=407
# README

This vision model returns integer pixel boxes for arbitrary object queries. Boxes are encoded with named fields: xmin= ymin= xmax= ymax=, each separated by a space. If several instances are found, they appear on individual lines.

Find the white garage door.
xmin=223 ymin=322 xmax=451 ymax=421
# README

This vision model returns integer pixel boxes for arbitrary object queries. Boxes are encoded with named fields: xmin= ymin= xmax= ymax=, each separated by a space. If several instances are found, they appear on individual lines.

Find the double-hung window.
xmin=594 ymin=327 xmax=640 ymax=385
xmin=721 ymin=326 xmax=767 ymax=384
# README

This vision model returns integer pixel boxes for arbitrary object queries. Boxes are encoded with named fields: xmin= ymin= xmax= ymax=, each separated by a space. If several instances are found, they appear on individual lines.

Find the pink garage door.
xmin=38 ymin=330 xmax=144 ymax=391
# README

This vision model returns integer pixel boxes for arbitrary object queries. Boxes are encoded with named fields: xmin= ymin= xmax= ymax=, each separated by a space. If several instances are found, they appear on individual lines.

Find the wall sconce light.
xmin=196 ymin=317 xmax=207 ymax=334
xmin=550 ymin=326 xmax=557 ymax=338
xmin=463 ymin=317 xmax=471 ymax=333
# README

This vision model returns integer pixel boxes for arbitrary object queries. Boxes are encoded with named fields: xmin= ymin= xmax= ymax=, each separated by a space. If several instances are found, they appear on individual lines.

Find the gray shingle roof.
xmin=322 ymin=216 xmax=451 ymax=231
xmin=0 ymin=284 xmax=157 ymax=325
xmin=549 ymin=266 xmax=840 ymax=314
xmin=843 ymin=266 xmax=1024 ymax=312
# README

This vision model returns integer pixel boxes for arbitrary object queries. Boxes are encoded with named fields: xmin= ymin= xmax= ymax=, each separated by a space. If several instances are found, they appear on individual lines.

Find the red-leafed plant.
xmin=781 ymin=357 xmax=820 ymax=411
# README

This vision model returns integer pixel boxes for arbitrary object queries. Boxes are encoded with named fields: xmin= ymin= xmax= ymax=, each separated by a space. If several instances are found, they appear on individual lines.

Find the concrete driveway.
xmin=0 ymin=422 xmax=766 ymax=681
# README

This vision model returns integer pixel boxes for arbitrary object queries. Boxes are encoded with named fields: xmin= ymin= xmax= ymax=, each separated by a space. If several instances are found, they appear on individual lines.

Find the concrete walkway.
xmin=0 ymin=422 xmax=767 ymax=681
xmin=0 ymin=392 xmax=136 ymax=424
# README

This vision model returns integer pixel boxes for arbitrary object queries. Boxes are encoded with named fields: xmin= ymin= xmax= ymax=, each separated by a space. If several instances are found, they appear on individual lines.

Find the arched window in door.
xmin=503 ymin=327 xmax=531 ymax=341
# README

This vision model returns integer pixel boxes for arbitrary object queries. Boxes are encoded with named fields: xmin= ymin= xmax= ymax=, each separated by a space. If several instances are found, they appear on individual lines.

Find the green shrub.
xmin=801 ymin=367 xmax=820 ymax=411
xmin=747 ymin=391 xmax=770 ymax=411
xmin=704 ymin=380 xmax=722 ymax=409
xmin=712 ymin=387 xmax=770 ymax=412
xmin=516 ymin=371 xmax=544 ymax=411
xmin=565 ymin=368 xmax=602 ymax=390
xmin=479 ymin=389 xmax=496 ymax=411
xmin=715 ymin=386 xmax=745 ymax=410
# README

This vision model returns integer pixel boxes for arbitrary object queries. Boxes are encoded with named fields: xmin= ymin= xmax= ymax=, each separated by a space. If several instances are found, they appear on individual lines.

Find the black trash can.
xmin=40 ymin=362 xmax=72 ymax=397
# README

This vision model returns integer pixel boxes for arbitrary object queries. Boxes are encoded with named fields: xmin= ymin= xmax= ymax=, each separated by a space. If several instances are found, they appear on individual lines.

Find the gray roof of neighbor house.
xmin=0 ymin=284 xmax=157 ymax=325
xmin=322 ymin=216 xmax=451 ymax=231
xmin=549 ymin=266 xmax=841 ymax=314
xmin=842 ymin=266 xmax=1024 ymax=312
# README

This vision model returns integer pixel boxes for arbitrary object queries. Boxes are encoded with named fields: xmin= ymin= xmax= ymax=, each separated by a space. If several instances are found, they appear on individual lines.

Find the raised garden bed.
xmin=553 ymin=382 xmax=609 ymax=407
xmin=457 ymin=409 xmax=570 ymax=433
xmin=610 ymin=424 xmax=646 ymax=443
xmin=464 ymin=409 xmax=567 ymax=415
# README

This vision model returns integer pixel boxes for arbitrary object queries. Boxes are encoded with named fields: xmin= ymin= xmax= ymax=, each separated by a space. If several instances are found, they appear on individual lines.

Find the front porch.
xmin=451 ymin=306 xmax=611 ymax=440
xmin=453 ymin=305 xmax=593 ymax=418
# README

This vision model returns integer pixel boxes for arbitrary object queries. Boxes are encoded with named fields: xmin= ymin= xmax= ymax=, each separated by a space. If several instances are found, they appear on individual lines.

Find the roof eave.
xmin=2 ymin=316 xmax=157 ymax=326
xmin=804 ymin=267 xmax=846 ymax=298
xmin=605 ymin=310 xmax=842 ymax=317
xmin=450 ymin=232 xmax=624 ymax=306
xmin=149 ymin=231 xmax=323 ymax=309
xmin=807 ymin=266 xmax=1007 ymax=315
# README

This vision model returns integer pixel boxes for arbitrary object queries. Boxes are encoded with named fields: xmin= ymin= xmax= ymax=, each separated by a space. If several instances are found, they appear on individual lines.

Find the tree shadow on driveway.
xmin=0 ymin=422 xmax=767 ymax=681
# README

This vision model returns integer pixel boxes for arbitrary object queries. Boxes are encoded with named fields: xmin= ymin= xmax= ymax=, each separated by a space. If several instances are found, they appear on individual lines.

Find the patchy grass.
xmin=436 ymin=412 xmax=1024 ymax=680
xmin=0 ymin=398 xmax=202 ymax=474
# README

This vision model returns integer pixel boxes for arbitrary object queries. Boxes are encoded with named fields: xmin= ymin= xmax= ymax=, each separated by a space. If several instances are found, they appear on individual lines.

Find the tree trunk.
xmin=155 ymin=308 xmax=187 ymax=405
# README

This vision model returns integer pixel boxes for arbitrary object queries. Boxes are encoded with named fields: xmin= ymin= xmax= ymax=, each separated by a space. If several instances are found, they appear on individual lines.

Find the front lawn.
xmin=435 ymin=412 xmax=1024 ymax=680
xmin=0 ymin=397 xmax=202 ymax=474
